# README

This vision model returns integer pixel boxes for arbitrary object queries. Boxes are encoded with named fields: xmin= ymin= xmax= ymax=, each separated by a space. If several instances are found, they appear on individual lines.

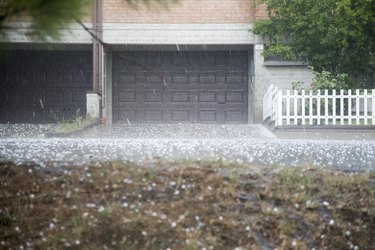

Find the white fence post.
xmin=293 ymin=90 xmax=298 ymax=125
xmin=278 ymin=89 xmax=283 ymax=127
xmin=324 ymin=89 xmax=328 ymax=125
xmin=309 ymin=90 xmax=313 ymax=125
xmin=364 ymin=89 xmax=368 ymax=125
xmin=340 ymin=89 xmax=344 ymax=125
xmin=356 ymin=89 xmax=360 ymax=125
xmin=302 ymin=90 xmax=306 ymax=125
xmin=317 ymin=90 xmax=321 ymax=125
xmin=332 ymin=89 xmax=336 ymax=125
xmin=286 ymin=90 xmax=290 ymax=125
xmin=372 ymin=89 xmax=375 ymax=125
xmin=348 ymin=89 xmax=353 ymax=125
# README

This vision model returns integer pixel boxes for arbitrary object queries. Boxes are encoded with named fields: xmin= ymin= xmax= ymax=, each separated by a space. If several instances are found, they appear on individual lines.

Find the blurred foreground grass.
xmin=0 ymin=160 xmax=374 ymax=250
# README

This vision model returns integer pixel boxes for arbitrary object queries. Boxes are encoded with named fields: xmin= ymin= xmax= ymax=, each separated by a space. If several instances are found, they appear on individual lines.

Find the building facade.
xmin=0 ymin=0 xmax=313 ymax=124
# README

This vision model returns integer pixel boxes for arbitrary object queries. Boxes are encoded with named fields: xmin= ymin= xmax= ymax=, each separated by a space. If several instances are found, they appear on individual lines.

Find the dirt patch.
xmin=0 ymin=161 xmax=374 ymax=249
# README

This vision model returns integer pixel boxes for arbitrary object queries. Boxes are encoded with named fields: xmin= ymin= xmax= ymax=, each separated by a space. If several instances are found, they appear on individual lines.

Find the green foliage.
xmin=292 ymin=67 xmax=350 ymax=92
xmin=292 ymin=67 xmax=351 ymax=120
xmin=252 ymin=0 xmax=375 ymax=87
xmin=55 ymin=109 xmax=95 ymax=133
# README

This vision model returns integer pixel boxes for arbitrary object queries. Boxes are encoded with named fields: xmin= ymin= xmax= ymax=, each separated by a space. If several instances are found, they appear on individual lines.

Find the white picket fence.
xmin=263 ymin=85 xmax=375 ymax=127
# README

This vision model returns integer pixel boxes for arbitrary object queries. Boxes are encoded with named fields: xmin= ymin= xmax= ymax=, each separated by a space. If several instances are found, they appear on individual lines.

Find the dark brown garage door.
xmin=112 ymin=51 xmax=248 ymax=123
xmin=0 ymin=50 xmax=92 ymax=123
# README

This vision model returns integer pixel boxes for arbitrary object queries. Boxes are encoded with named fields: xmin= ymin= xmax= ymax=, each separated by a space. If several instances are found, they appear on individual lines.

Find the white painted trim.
xmin=0 ymin=22 xmax=93 ymax=44
xmin=102 ymin=23 xmax=258 ymax=45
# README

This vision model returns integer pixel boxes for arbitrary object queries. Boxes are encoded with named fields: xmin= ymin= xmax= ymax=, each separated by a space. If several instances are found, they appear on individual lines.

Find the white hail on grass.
xmin=292 ymin=239 xmax=297 ymax=247
xmin=86 ymin=203 xmax=96 ymax=208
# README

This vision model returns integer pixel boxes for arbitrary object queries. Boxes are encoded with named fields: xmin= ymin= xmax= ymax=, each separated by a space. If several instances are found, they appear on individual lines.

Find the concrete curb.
xmin=44 ymin=120 xmax=100 ymax=138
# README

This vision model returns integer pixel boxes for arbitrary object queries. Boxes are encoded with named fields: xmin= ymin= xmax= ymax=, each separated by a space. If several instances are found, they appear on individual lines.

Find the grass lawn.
xmin=0 ymin=160 xmax=374 ymax=250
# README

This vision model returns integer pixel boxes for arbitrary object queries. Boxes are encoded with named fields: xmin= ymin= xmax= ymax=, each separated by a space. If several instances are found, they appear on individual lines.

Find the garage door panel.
xmin=117 ymin=110 xmax=136 ymax=122
xmin=198 ymin=92 xmax=216 ymax=102
xmin=172 ymin=74 xmax=189 ymax=84
xmin=144 ymin=74 xmax=163 ymax=84
xmin=34 ymin=91 xmax=45 ymax=109
xmin=0 ymin=90 xmax=7 ymax=105
xmin=113 ymin=51 xmax=248 ymax=123
xmin=198 ymin=111 xmax=217 ymax=122
xmin=33 ymin=71 xmax=45 ymax=87
xmin=118 ymin=73 xmax=136 ymax=83
xmin=17 ymin=91 xmax=35 ymax=106
xmin=72 ymin=70 xmax=91 ymax=85
xmin=0 ymin=50 xmax=92 ymax=123
xmin=225 ymin=110 xmax=245 ymax=121
xmin=171 ymin=110 xmax=190 ymax=122
xmin=226 ymin=92 xmax=244 ymax=102
xmin=171 ymin=92 xmax=190 ymax=102
xmin=145 ymin=91 xmax=163 ymax=103
xmin=19 ymin=72 xmax=35 ymax=88
xmin=45 ymin=90 xmax=62 ymax=106
xmin=144 ymin=110 xmax=163 ymax=122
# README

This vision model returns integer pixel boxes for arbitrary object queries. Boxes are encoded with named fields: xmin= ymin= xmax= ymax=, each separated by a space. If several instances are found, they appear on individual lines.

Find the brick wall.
xmin=255 ymin=3 xmax=268 ymax=20
xmin=103 ymin=0 xmax=260 ymax=23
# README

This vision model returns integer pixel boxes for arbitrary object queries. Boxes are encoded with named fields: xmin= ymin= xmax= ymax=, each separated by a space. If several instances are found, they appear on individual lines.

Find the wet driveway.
xmin=0 ymin=124 xmax=374 ymax=170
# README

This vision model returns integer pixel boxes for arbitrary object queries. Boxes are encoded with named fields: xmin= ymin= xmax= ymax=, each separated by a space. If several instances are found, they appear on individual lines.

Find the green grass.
xmin=0 ymin=161 xmax=374 ymax=249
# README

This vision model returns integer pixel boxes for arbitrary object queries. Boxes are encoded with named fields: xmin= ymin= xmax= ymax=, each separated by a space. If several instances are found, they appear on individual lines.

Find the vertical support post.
xmin=324 ymin=89 xmax=328 ymax=125
xmin=340 ymin=89 xmax=344 ymax=125
xmin=92 ymin=0 xmax=103 ymax=94
xmin=286 ymin=90 xmax=290 ymax=125
xmin=356 ymin=89 xmax=360 ymax=125
xmin=364 ymin=89 xmax=368 ymax=125
xmin=348 ymin=89 xmax=352 ymax=125
xmin=309 ymin=90 xmax=313 ymax=125
xmin=302 ymin=90 xmax=306 ymax=125
xmin=277 ymin=89 xmax=283 ymax=127
xmin=103 ymin=49 xmax=113 ymax=125
xmin=332 ymin=89 xmax=336 ymax=125
xmin=293 ymin=90 xmax=298 ymax=125
xmin=317 ymin=90 xmax=321 ymax=125
xmin=372 ymin=89 xmax=375 ymax=125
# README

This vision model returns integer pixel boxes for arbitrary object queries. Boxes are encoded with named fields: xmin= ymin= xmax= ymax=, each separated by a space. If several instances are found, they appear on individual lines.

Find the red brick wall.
xmin=255 ymin=3 xmax=268 ymax=20
xmin=103 ymin=0 xmax=266 ymax=23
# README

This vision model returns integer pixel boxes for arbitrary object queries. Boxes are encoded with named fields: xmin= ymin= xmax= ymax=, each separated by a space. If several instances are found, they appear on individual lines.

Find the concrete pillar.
xmin=86 ymin=92 xmax=101 ymax=119
xmin=102 ymin=49 xmax=112 ymax=124
xmin=247 ymin=49 xmax=254 ymax=123
xmin=92 ymin=0 xmax=103 ymax=93
xmin=253 ymin=44 xmax=267 ymax=123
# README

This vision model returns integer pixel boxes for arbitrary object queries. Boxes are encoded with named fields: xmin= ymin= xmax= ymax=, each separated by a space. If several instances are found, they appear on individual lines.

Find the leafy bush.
xmin=291 ymin=68 xmax=351 ymax=123
xmin=292 ymin=67 xmax=350 ymax=93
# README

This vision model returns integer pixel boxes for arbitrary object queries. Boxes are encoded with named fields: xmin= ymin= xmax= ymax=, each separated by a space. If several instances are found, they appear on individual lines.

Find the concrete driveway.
xmin=0 ymin=124 xmax=374 ymax=170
